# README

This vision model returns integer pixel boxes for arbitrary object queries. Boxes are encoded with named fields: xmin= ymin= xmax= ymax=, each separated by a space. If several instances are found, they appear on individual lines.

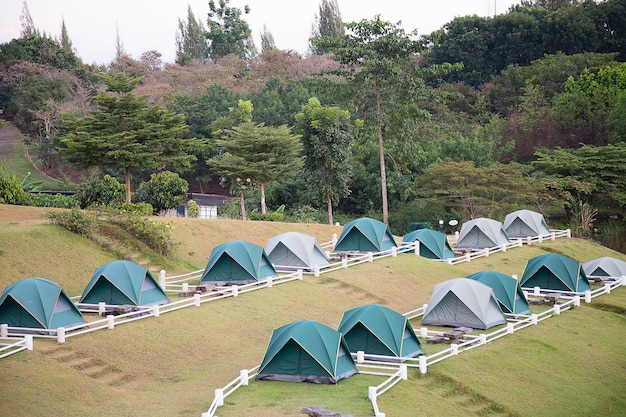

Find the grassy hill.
xmin=1 ymin=204 xmax=625 ymax=417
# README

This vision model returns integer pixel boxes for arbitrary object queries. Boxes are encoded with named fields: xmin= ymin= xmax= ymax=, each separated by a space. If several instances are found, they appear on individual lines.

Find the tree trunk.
xmin=125 ymin=166 xmax=132 ymax=204
xmin=239 ymin=191 xmax=247 ymax=220
xmin=260 ymin=182 xmax=266 ymax=215
xmin=375 ymin=79 xmax=389 ymax=225
xmin=327 ymin=192 xmax=333 ymax=225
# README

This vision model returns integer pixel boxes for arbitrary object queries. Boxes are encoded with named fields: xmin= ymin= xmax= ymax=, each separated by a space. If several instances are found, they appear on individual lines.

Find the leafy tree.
xmin=313 ymin=16 xmax=433 ymax=225
xmin=309 ymin=0 xmax=344 ymax=55
xmin=295 ymin=97 xmax=355 ymax=224
xmin=260 ymin=24 xmax=276 ymax=52
xmin=134 ymin=171 xmax=189 ymax=215
xmin=175 ymin=5 xmax=210 ymax=65
xmin=74 ymin=174 xmax=125 ymax=208
xmin=0 ymin=35 xmax=80 ymax=71
xmin=206 ymin=0 xmax=256 ymax=60
xmin=207 ymin=121 xmax=302 ymax=215
xmin=20 ymin=1 xmax=38 ymax=38
xmin=59 ymin=72 xmax=199 ymax=204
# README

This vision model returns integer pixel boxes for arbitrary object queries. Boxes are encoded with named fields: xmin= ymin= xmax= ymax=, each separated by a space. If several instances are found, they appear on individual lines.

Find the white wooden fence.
xmin=0 ymin=335 xmax=33 ymax=359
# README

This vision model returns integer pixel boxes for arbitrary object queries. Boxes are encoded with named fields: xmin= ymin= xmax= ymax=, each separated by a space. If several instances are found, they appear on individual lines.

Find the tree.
xmin=313 ymin=16 xmax=427 ymax=225
xmin=260 ymin=24 xmax=276 ymax=52
xmin=309 ymin=0 xmax=344 ymax=55
xmin=207 ymin=121 xmax=302 ymax=215
xmin=20 ymin=1 xmax=38 ymax=38
xmin=295 ymin=97 xmax=355 ymax=224
xmin=206 ymin=0 xmax=256 ymax=60
xmin=59 ymin=17 xmax=72 ymax=52
xmin=74 ymin=174 xmax=125 ymax=209
xmin=59 ymin=72 xmax=199 ymax=203
xmin=134 ymin=171 xmax=189 ymax=215
xmin=175 ymin=5 xmax=210 ymax=65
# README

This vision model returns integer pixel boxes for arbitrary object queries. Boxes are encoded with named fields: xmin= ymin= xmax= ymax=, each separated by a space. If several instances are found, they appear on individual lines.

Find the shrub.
xmin=74 ymin=174 xmax=125 ymax=209
xmin=46 ymin=208 xmax=97 ymax=238
xmin=28 ymin=193 xmax=77 ymax=208
xmin=187 ymin=200 xmax=199 ymax=218
xmin=134 ymin=171 xmax=188 ymax=215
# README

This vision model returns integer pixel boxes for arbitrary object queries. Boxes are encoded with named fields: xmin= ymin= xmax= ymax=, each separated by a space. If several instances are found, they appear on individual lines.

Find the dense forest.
xmin=1 ymin=0 xmax=625 ymax=236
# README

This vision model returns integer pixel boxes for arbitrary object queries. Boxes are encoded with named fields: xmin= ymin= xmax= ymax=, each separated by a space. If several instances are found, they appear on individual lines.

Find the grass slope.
xmin=1 ymin=205 xmax=625 ymax=417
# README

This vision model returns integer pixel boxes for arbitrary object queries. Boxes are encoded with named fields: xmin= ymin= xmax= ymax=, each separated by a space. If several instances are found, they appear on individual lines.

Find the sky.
xmin=1 ymin=0 xmax=521 ymax=65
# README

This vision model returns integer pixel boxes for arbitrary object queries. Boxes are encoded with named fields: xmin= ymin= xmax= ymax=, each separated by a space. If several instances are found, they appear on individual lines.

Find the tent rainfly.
xmin=334 ymin=217 xmax=397 ymax=253
xmin=257 ymin=320 xmax=357 ymax=384
xmin=0 ymin=277 xmax=85 ymax=332
xmin=200 ymin=240 xmax=276 ymax=285
xmin=503 ymin=209 xmax=551 ymax=239
xmin=466 ymin=270 xmax=530 ymax=316
xmin=265 ymin=232 xmax=329 ymax=271
xmin=402 ymin=229 xmax=455 ymax=260
xmin=422 ymin=278 xmax=507 ymax=330
xmin=80 ymin=260 xmax=169 ymax=306
xmin=338 ymin=304 xmax=424 ymax=358
xmin=582 ymin=257 xmax=626 ymax=281
xmin=454 ymin=218 xmax=510 ymax=250
xmin=520 ymin=253 xmax=590 ymax=293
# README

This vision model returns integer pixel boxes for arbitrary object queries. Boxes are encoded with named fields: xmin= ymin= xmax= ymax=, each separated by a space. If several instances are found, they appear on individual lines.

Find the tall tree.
xmin=207 ymin=121 xmax=302 ymax=215
xmin=20 ymin=1 xmax=38 ymax=38
xmin=309 ymin=0 xmax=344 ymax=55
xmin=260 ymin=24 xmax=276 ymax=52
xmin=313 ymin=16 xmax=427 ymax=225
xmin=59 ymin=73 xmax=199 ymax=203
xmin=206 ymin=0 xmax=256 ymax=60
xmin=59 ymin=17 xmax=72 ymax=52
xmin=295 ymin=97 xmax=355 ymax=224
xmin=175 ymin=5 xmax=210 ymax=65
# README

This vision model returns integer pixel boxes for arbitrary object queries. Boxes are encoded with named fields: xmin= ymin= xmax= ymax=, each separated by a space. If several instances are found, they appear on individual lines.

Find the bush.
xmin=187 ymin=200 xmax=199 ymax=218
xmin=28 ymin=193 xmax=77 ymax=208
xmin=134 ymin=171 xmax=188 ymax=215
xmin=46 ymin=208 xmax=97 ymax=238
xmin=74 ymin=174 xmax=125 ymax=209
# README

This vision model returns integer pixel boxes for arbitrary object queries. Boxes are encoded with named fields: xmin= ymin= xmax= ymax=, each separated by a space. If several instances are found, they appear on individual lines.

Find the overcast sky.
xmin=1 ymin=0 xmax=521 ymax=65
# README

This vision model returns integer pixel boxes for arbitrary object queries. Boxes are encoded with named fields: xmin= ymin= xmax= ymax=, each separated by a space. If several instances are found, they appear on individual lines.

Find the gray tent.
xmin=582 ymin=257 xmax=626 ymax=281
xmin=422 ymin=278 xmax=507 ymax=330
xmin=265 ymin=232 xmax=329 ymax=271
xmin=455 ymin=218 xmax=510 ymax=250
xmin=503 ymin=209 xmax=551 ymax=239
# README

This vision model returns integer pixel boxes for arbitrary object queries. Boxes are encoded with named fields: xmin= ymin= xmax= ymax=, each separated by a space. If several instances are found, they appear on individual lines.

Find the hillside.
xmin=1 ymin=205 xmax=626 ymax=417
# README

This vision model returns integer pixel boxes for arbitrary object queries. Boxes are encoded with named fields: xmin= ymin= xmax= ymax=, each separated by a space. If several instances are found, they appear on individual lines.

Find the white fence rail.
xmin=0 ymin=335 xmax=33 ymax=359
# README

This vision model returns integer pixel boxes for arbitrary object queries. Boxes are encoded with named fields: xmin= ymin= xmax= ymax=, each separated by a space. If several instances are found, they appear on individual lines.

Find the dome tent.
xmin=265 ymin=232 xmax=329 ymax=271
xmin=0 ymin=278 xmax=85 ymax=332
xmin=454 ymin=218 xmax=510 ymax=250
xmin=402 ymin=229 xmax=455 ymax=260
xmin=257 ymin=320 xmax=357 ymax=384
xmin=422 ymin=278 xmax=507 ymax=330
xmin=520 ymin=253 xmax=590 ymax=293
xmin=80 ymin=260 xmax=169 ymax=306
xmin=338 ymin=304 xmax=424 ymax=358
xmin=466 ymin=270 xmax=530 ymax=316
xmin=201 ymin=240 xmax=276 ymax=285
xmin=334 ymin=217 xmax=397 ymax=253
xmin=582 ymin=257 xmax=626 ymax=281
xmin=503 ymin=209 xmax=551 ymax=239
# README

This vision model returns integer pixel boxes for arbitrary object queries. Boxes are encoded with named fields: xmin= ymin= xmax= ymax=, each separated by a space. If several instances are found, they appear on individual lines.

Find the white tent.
xmin=265 ymin=232 xmax=329 ymax=271
xmin=503 ymin=209 xmax=551 ymax=238
xmin=421 ymin=278 xmax=507 ymax=330
xmin=454 ymin=218 xmax=510 ymax=250
xmin=582 ymin=257 xmax=626 ymax=281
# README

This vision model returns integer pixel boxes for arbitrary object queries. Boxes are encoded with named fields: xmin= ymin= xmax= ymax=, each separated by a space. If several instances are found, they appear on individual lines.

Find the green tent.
xmin=257 ymin=320 xmax=357 ymax=384
xmin=201 ymin=240 xmax=276 ymax=285
xmin=80 ymin=260 xmax=169 ymax=306
xmin=334 ymin=217 xmax=397 ymax=253
xmin=0 ymin=278 xmax=85 ymax=332
xmin=466 ymin=270 xmax=530 ymax=316
xmin=338 ymin=304 xmax=424 ymax=358
xmin=520 ymin=253 xmax=590 ymax=292
xmin=402 ymin=229 xmax=455 ymax=260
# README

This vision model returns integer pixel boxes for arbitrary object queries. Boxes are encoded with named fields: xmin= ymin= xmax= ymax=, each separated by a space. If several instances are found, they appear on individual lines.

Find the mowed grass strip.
xmin=1 ymin=205 xmax=625 ymax=417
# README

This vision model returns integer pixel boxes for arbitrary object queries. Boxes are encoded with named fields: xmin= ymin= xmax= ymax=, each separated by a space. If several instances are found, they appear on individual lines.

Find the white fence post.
xmin=538 ymin=235 xmax=543 ymax=244
xmin=159 ymin=270 xmax=166 ymax=287
xmin=419 ymin=355 xmax=427 ymax=374
xmin=526 ymin=236 xmax=532 ymax=246
xmin=357 ymin=351 xmax=365 ymax=363
xmin=107 ymin=315 xmax=115 ymax=330
xmin=0 ymin=323 xmax=8 ymax=337
xmin=451 ymin=343 xmax=459 ymax=355
xmin=332 ymin=233 xmax=337 ymax=247
xmin=98 ymin=302 xmax=106 ymax=315
xmin=400 ymin=364 xmax=408 ymax=380
xmin=342 ymin=258 xmax=348 ymax=269
xmin=420 ymin=327 xmax=428 ymax=338
xmin=194 ymin=293 xmax=201 ymax=306
xmin=566 ymin=229 xmax=571 ymax=238
xmin=531 ymin=314 xmax=538 ymax=325
xmin=501 ymin=243 xmax=506 ymax=252
xmin=533 ymin=286 xmax=541 ymax=296
xmin=182 ymin=282 xmax=189 ymax=292
xmin=297 ymin=270 xmax=303 ymax=280
xmin=574 ymin=295 xmax=581 ymax=307
xmin=621 ymin=276 xmax=626 ymax=287
xmin=507 ymin=323 xmax=514 ymax=334
xmin=480 ymin=334 xmax=487 ymax=345
xmin=25 ymin=335 xmax=33 ymax=351
xmin=314 ymin=266 xmax=320 ymax=277
xmin=414 ymin=241 xmax=420 ymax=256
xmin=368 ymin=253 xmax=374 ymax=262
xmin=152 ymin=305 xmax=160 ymax=318
xmin=240 ymin=369 xmax=249 ymax=386
xmin=465 ymin=253 xmax=471 ymax=262
xmin=368 ymin=386 xmax=376 ymax=401
xmin=266 ymin=276 xmax=273 ymax=288
xmin=215 ymin=388 xmax=224 ymax=407
xmin=56 ymin=327 xmax=66 ymax=343
xmin=604 ymin=283 xmax=611 ymax=294
xmin=554 ymin=304 xmax=561 ymax=315
xmin=391 ymin=247 xmax=397 ymax=257
xmin=584 ymin=290 xmax=592 ymax=303
xmin=550 ymin=231 xmax=556 ymax=241
xmin=232 ymin=285 xmax=239 ymax=297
